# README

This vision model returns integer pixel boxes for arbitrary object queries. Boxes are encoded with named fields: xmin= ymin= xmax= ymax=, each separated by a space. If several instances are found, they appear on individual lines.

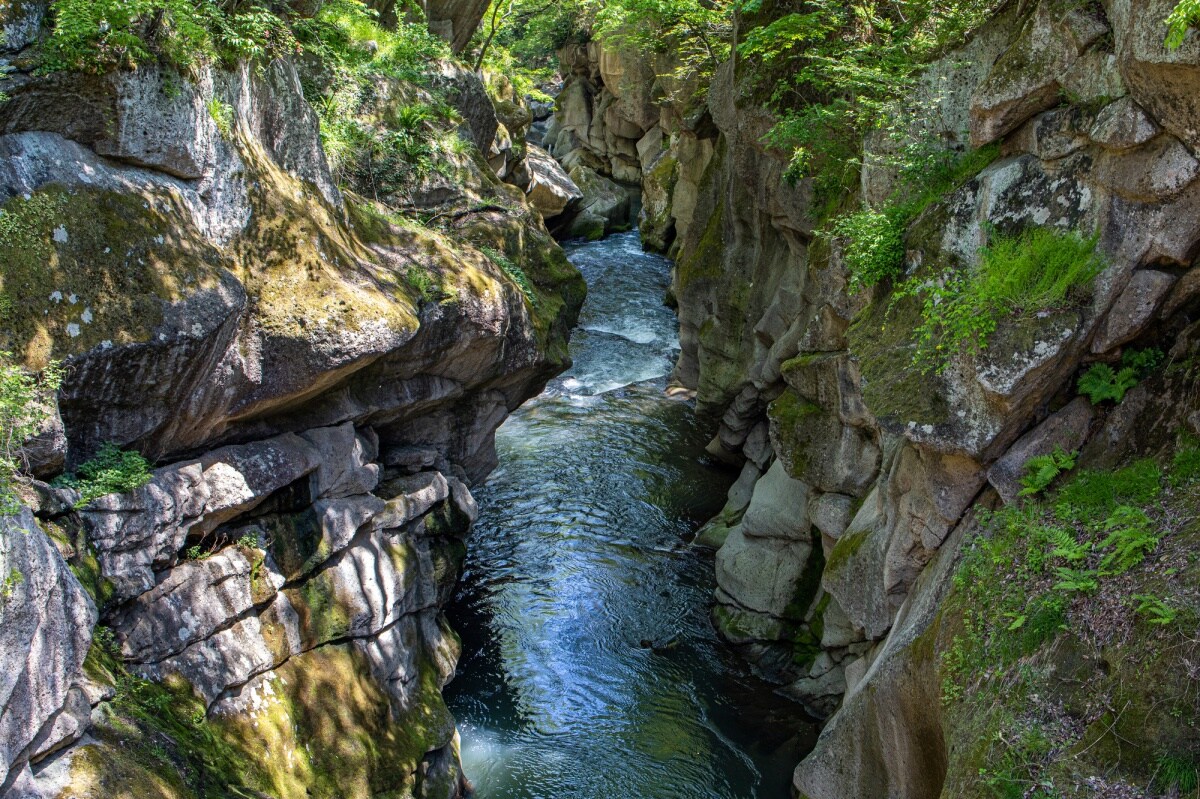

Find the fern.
xmin=1122 ymin=347 xmax=1164 ymax=377
xmin=1077 ymin=363 xmax=1139 ymax=404
xmin=1045 ymin=527 xmax=1089 ymax=562
xmin=1053 ymin=566 xmax=1100 ymax=593
xmin=1019 ymin=447 xmax=1078 ymax=497
xmin=1133 ymin=594 xmax=1178 ymax=625
xmin=1098 ymin=505 xmax=1159 ymax=574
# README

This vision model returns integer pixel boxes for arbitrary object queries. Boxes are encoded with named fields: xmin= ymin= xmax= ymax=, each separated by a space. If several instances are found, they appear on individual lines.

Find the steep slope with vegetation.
xmin=505 ymin=0 xmax=1200 ymax=793
xmin=0 ymin=1 xmax=584 ymax=796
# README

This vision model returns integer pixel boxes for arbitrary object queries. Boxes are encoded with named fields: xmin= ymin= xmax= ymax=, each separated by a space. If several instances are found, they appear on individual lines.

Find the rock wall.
xmin=0 ymin=4 xmax=584 ymax=796
xmin=621 ymin=0 xmax=1200 ymax=794
xmin=541 ymin=42 xmax=695 ymax=240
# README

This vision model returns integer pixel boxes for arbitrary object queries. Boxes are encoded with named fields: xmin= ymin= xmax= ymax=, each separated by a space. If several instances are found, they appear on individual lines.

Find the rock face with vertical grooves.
xmin=580 ymin=0 xmax=1200 ymax=794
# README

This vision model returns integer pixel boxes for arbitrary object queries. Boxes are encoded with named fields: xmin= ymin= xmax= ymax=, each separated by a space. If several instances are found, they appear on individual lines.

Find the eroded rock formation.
xmin=577 ymin=0 xmax=1200 ymax=794
xmin=0 ymin=2 xmax=583 ymax=796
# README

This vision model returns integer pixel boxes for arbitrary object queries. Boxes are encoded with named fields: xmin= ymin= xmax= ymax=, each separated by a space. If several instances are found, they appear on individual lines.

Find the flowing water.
xmin=445 ymin=232 xmax=815 ymax=799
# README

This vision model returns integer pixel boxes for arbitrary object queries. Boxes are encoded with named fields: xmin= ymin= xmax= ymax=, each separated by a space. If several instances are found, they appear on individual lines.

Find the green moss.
xmin=847 ymin=285 xmax=949 ymax=428
xmin=823 ymin=526 xmax=870 ymax=577
xmin=0 ymin=186 xmax=224 ymax=369
xmin=675 ymin=198 xmax=724 ymax=290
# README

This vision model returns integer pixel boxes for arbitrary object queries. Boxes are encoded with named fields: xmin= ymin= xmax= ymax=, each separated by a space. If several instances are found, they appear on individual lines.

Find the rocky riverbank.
xmin=547 ymin=0 xmax=1200 ymax=794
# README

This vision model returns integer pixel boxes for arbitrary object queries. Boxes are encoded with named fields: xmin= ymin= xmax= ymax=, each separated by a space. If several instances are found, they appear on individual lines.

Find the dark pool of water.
xmin=444 ymin=232 xmax=816 ymax=799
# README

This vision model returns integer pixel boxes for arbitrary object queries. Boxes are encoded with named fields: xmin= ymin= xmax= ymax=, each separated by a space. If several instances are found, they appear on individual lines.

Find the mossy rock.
xmin=0 ymin=185 xmax=225 ymax=369
xmin=847 ymin=286 xmax=950 ymax=430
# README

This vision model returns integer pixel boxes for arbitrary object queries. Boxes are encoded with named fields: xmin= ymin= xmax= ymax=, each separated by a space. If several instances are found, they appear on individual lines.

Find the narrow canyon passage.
xmin=444 ymin=233 xmax=816 ymax=798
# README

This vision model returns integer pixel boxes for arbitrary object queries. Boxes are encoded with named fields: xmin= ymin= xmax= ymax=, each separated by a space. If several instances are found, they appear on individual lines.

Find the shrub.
xmin=0 ymin=354 xmax=62 ymax=513
xmin=53 ymin=442 xmax=153 ymax=506
xmin=45 ymin=0 xmax=299 ymax=72
xmin=898 ymin=227 xmax=1103 ymax=372
xmin=206 ymin=97 xmax=234 ymax=139
xmin=833 ymin=208 xmax=906 ymax=288
xmin=834 ymin=144 xmax=1000 ymax=288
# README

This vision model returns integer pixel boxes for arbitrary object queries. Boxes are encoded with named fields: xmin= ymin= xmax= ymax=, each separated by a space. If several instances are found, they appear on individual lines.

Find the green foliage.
xmin=1156 ymin=752 xmax=1199 ymax=793
xmin=1098 ymin=505 xmax=1159 ymax=574
xmin=206 ymin=97 xmax=234 ymax=139
xmin=1133 ymin=594 xmax=1178 ymax=626
xmin=0 ymin=568 xmax=24 ymax=607
xmin=897 ymin=227 xmax=1103 ymax=372
xmin=481 ymin=246 xmax=539 ymax=308
xmin=1045 ymin=526 xmax=1089 ymax=563
xmin=832 ymin=208 xmax=906 ymax=288
xmin=1019 ymin=447 xmax=1077 ymax=498
xmin=1170 ymin=438 xmax=1200 ymax=487
xmin=53 ymin=442 xmax=152 ymax=506
xmin=1052 ymin=565 xmax=1099 ymax=593
xmin=1122 ymin=346 xmax=1164 ymax=377
xmin=1054 ymin=459 xmax=1162 ymax=525
xmin=1165 ymin=0 xmax=1200 ymax=49
xmin=45 ymin=0 xmax=299 ymax=72
xmin=294 ymin=2 xmax=452 ymax=190
xmin=1078 ymin=363 xmax=1139 ymax=404
xmin=833 ymin=144 xmax=999 ymax=287
xmin=738 ymin=0 xmax=1001 ymax=199
xmin=0 ymin=353 xmax=62 ymax=514
xmin=594 ymin=0 xmax=731 ymax=82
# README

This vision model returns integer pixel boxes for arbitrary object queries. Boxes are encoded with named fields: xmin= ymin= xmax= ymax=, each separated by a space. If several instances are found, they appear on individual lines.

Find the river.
xmin=444 ymin=232 xmax=815 ymax=799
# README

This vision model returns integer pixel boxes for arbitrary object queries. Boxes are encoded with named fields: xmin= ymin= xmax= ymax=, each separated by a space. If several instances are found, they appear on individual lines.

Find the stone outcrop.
xmin=618 ymin=0 xmax=1200 ymax=793
xmin=542 ymin=42 xmax=682 ymax=238
xmin=0 ymin=3 xmax=584 ymax=795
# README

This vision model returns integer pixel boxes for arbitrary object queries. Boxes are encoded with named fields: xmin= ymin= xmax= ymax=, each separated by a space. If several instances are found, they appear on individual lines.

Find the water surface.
xmin=445 ymin=232 xmax=814 ymax=799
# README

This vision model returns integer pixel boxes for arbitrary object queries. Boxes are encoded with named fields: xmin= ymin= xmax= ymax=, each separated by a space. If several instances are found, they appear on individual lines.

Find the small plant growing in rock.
xmin=0 ymin=353 xmax=63 ymax=514
xmin=53 ymin=442 xmax=152 ymax=506
xmin=1019 ymin=447 xmax=1077 ymax=497
xmin=206 ymin=97 xmax=235 ymax=139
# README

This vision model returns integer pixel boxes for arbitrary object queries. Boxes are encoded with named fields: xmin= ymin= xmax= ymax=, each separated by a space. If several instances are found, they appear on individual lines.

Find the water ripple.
xmin=445 ymin=232 xmax=815 ymax=799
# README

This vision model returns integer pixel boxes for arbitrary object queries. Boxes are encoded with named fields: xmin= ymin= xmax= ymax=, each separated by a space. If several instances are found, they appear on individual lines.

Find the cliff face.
xmin=0 ymin=3 xmax=583 ymax=796
xmin=616 ymin=0 xmax=1200 ymax=794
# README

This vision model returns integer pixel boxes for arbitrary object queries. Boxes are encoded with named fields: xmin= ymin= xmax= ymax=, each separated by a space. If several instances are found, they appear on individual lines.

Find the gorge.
xmin=1 ymin=0 xmax=1199 ymax=797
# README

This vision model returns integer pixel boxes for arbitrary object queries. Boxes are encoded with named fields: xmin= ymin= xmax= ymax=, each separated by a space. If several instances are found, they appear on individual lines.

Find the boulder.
xmin=740 ymin=460 xmax=812 ymax=541
xmin=969 ymin=2 xmax=1079 ymax=146
xmin=715 ymin=525 xmax=813 ymax=618
xmin=1090 ymin=269 xmax=1177 ymax=352
xmin=986 ymin=397 xmax=1094 ymax=504
xmin=525 ymin=145 xmax=583 ymax=218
